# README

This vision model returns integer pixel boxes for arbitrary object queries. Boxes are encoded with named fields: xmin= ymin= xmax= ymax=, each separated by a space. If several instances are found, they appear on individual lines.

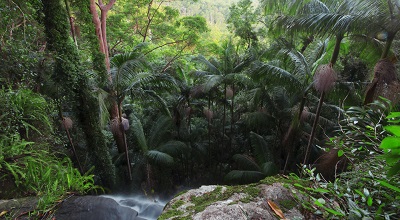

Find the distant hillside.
xmin=165 ymin=0 xmax=241 ymax=29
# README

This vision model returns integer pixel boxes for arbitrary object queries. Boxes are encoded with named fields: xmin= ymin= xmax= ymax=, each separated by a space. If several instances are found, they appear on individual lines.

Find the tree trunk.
xmin=230 ymin=84 xmax=234 ymax=148
xmin=303 ymin=34 xmax=342 ymax=166
xmin=222 ymin=83 xmax=226 ymax=147
xmin=42 ymin=0 xmax=115 ymax=188
xmin=89 ymin=0 xmax=115 ymax=72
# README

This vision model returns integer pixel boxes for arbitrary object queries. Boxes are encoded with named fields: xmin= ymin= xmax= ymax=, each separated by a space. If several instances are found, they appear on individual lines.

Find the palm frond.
xmin=232 ymin=154 xmax=261 ymax=171
xmin=146 ymin=150 xmax=174 ymax=166
xmin=130 ymin=114 xmax=148 ymax=153
xmin=224 ymin=170 xmax=265 ymax=184
xmin=252 ymin=62 xmax=303 ymax=91
xmin=193 ymin=55 xmax=221 ymax=75
xmin=158 ymin=140 xmax=190 ymax=158
xmin=242 ymin=112 xmax=274 ymax=131
xmin=203 ymin=75 xmax=224 ymax=92
xmin=147 ymin=115 xmax=173 ymax=149
xmin=278 ymin=47 xmax=311 ymax=81
xmin=260 ymin=161 xmax=279 ymax=176
xmin=96 ymin=87 xmax=111 ymax=128
xmin=224 ymin=73 xmax=253 ymax=87
xmin=141 ymin=90 xmax=171 ymax=117
xmin=250 ymin=131 xmax=274 ymax=164
xmin=304 ymin=39 xmax=328 ymax=69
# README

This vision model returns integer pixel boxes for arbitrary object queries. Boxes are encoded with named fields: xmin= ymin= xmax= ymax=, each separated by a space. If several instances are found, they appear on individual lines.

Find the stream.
xmin=101 ymin=194 xmax=168 ymax=220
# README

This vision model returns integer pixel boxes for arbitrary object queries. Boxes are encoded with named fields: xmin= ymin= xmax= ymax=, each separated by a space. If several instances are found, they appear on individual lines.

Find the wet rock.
xmin=55 ymin=196 xmax=140 ymax=220
xmin=0 ymin=197 xmax=38 ymax=219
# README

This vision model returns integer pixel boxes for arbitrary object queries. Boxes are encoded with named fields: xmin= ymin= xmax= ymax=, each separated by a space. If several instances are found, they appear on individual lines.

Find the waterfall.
xmin=101 ymin=194 xmax=168 ymax=220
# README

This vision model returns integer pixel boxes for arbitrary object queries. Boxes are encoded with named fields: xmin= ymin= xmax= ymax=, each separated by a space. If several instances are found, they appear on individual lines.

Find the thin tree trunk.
xmin=61 ymin=114 xmax=83 ymax=174
xmin=303 ymin=34 xmax=342 ymax=165
xmin=117 ymin=100 xmax=132 ymax=180
xmin=230 ymin=84 xmax=234 ymax=148
xmin=208 ymin=96 xmax=211 ymax=148
xmin=222 ymin=83 xmax=226 ymax=148
xmin=303 ymin=92 xmax=325 ymax=165
xmin=381 ymin=32 xmax=396 ymax=59
xmin=64 ymin=0 xmax=77 ymax=47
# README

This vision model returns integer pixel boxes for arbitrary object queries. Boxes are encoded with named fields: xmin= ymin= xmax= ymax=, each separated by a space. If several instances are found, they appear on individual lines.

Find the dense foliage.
xmin=1 ymin=0 xmax=399 ymax=218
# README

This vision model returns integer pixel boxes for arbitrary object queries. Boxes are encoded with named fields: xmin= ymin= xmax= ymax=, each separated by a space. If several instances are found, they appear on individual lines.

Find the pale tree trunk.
xmin=89 ymin=0 xmax=115 ymax=72
xmin=89 ymin=0 xmax=132 ymax=180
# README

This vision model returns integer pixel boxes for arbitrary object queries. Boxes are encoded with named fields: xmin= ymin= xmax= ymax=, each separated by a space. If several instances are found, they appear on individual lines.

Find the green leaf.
xmin=380 ymin=136 xmax=400 ymax=149
xmin=367 ymin=197 xmax=373 ymax=206
xmin=314 ymin=198 xmax=325 ymax=206
xmin=313 ymin=188 xmax=330 ymax=194
xmin=232 ymin=154 xmax=261 ymax=171
xmin=387 ymin=161 xmax=400 ymax=177
xmin=146 ymin=150 xmax=174 ymax=166
xmin=386 ymin=112 xmax=400 ymax=119
xmin=377 ymin=180 xmax=400 ymax=193
xmin=384 ymin=125 xmax=400 ymax=137
xmin=337 ymin=150 xmax=344 ymax=157
xmin=224 ymin=170 xmax=265 ymax=184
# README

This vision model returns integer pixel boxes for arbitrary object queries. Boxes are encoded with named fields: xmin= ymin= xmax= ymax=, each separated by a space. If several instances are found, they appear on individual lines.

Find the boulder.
xmin=55 ymin=196 xmax=141 ymax=220
xmin=160 ymin=180 xmax=305 ymax=220
xmin=0 ymin=197 xmax=38 ymax=219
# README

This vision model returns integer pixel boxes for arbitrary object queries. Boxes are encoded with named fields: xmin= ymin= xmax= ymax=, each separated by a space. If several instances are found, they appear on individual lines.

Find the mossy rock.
xmin=160 ymin=175 xmax=305 ymax=220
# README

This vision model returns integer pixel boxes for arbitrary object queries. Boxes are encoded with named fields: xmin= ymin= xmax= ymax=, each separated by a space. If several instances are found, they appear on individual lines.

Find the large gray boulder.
xmin=55 ymin=196 xmax=141 ymax=220
xmin=160 ymin=181 xmax=305 ymax=220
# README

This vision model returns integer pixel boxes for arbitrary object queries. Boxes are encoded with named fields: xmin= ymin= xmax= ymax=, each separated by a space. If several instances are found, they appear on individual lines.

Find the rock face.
xmin=0 ymin=196 xmax=142 ymax=220
xmin=0 ymin=197 xmax=38 ymax=219
xmin=160 ymin=181 xmax=305 ymax=220
xmin=55 ymin=196 xmax=141 ymax=220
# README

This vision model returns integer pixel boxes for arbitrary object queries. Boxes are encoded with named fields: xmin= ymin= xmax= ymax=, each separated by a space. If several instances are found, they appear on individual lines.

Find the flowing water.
xmin=101 ymin=194 xmax=168 ymax=220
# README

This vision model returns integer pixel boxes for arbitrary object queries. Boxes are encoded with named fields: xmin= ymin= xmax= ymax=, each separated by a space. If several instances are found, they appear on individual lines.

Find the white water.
xmin=101 ymin=194 xmax=168 ymax=220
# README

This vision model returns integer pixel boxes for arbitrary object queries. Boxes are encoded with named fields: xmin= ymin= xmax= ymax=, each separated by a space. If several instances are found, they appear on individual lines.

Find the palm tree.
xmin=361 ymin=0 xmax=400 ymax=104
xmin=100 ymin=50 xmax=175 ymax=180
xmin=249 ymin=38 xmax=325 ymax=171
xmin=193 ymin=40 xmax=254 ymax=149
xmin=225 ymin=132 xmax=278 ymax=184
xmin=130 ymin=114 xmax=190 ymax=192
xmin=264 ymin=0 xmax=380 ymax=165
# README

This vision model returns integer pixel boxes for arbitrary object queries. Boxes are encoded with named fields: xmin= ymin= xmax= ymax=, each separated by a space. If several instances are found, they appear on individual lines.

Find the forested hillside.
xmin=166 ymin=0 xmax=240 ymax=28
xmin=1 ymin=0 xmax=399 ymax=219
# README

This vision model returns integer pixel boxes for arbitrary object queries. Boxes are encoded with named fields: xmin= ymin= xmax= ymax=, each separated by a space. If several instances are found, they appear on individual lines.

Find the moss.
xmin=171 ymin=199 xmax=185 ymax=209
xmin=175 ymin=189 xmax=189 ymax=197
xmin=239 ymin=186 xmax=260 ymax=203
xmin=259 ymin=175 xmax=287 ymax=185
xmin=187 ymin=185 xmax=262 ymax=213
xmin=158 ymin=209 xmax=184 ymax=220
xmin=279 ymin=199 xmax=298 ymax=210
xmin=189 ymin=186 xmax=225 ymax=212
